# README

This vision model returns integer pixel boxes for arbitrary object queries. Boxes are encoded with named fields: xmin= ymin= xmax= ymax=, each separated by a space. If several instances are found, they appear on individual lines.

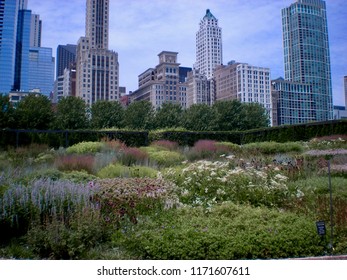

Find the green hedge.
xmin=241 ymin=120 xmax=347 ymax=144
xmin=1 ymin=120 xmax=346 ymax=149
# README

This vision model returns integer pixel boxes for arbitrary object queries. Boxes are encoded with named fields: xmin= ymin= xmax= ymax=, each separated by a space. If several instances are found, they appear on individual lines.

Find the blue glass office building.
xmin=29 ymin=47 xmax=54 ymax=95
xmin=282 ymin=0 xmax=333 ymax=121
xmin=14 ymin=9 xmax=31 ymax=91
xmin=0 ymin=0 xmax=19 ymax=93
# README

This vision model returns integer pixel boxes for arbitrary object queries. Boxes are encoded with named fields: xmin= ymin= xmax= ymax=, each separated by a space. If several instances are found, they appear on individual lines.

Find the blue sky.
xmin=28 ymin=0 xmax=347 ymax=106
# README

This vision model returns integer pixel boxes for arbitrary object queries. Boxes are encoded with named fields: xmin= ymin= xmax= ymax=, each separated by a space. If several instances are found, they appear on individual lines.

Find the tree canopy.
xmin=124 ymin=100 xmax=155 ymax=130
xmin=14 ymin=94 xmax=54 ymax=129
xmin=54 ymin=96 xmax=89 ymax=130
xmin=154 ymin=102 xmax=183 ymax=129
xmin=90 ymin=100 xmax=124 ymax=129
xmin=0 ymin=94 xmax=15 ymax=128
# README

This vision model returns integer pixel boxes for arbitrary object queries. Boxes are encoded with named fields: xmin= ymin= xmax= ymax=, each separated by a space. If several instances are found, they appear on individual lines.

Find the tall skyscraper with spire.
xmin=195 ymin=9 xmax=222 ymax=80
xmin=76 ymin=0 xmax=119 ymax=105
xmin=282 ymin=0 xmax=333 ymax=121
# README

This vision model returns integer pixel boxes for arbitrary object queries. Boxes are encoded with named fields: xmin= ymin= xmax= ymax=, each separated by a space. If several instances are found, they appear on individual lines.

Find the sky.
xmin=28 ymin=0 xmax=347 ymax=106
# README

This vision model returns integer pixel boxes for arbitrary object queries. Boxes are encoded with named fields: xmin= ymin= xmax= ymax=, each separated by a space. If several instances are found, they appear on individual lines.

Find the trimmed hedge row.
xmin=0 ymin=129 xmax=148 ymax=148
xmin=1 ymin=120 xmax=346 ymax=148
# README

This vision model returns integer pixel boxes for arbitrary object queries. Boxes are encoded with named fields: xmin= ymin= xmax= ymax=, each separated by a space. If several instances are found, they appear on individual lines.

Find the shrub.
xmin=216 ymin=142 xmax=241 ymax=153
xmin=186 ymin=140 xmax=237 ymax=161
xmin=101 ymin=138 xmax=127 ymax=152
xmin=151 ymin=140 xmax=179 ymax=151
xmin=25 ymin=210 xmax=105 ymax=259
xmin=148 ymin=150 xmax=185 ymax=167
xmin=97 ymin=163 xmax=158 ymax=179
xmin=55 ymin=155 xmax=95 ymax=174
xmin=94 ymin=178 xmax=178 ymax=227
xmin=62 ymin=170 xmax=98 ymax=183
xmin=0 ymin=178 xmax=98 ymax=238
xmin=242 ymin=141 xmax=304 ymax=155
xmin=114 ymin=203 xmax=324 ymax=259
xmin=307 ymin=135 xmax=347 ymax=150
xmin=66 ymin=141 xmax=104 ymax=154
xmin=118 ymin=147 xmax=148 ymax=166
xmin=164 ymin=160 xmax=293 ymax=208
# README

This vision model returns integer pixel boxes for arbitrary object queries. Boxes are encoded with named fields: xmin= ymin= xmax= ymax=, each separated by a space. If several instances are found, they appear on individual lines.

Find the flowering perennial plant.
xmin=94 ymin=178 xmax=179 ymax=226
xmin=0 ymin=179 xmax=98 ymax=230
xmin=164 ymin=160 xmax=292 ymax=208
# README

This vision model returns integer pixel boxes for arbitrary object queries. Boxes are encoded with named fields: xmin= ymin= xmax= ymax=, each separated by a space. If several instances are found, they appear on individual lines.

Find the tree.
xmin=239 ymin=102 xmax=270 ymax=130
xmin=154 ymin=102 xmax=183 ymax=129
xmin=0 ymin=94 xmax=15 ymax=128
xmin=90 ymin=100 xmax=124 ymax=129
xmin=54 ymin=96 xmax=89 ymax=129
xmin=212 ymin=100 xmax=243 ymax=131
xmin=14 ymin=94 xmax=54 ymax=129
xmin=183 ymin=103 xmax=216 ymax=131
xmin=124 ymin=100 xmax=155 ymax=130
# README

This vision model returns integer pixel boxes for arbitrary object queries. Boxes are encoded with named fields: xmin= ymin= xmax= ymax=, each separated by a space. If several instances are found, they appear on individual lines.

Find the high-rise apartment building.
xmin=56 ymin=44 xmax=76 ymax=78
xmin=214 ymin=61 xmax=273 ymax=125
xmin=30 ymin=13 xmax=41 ymax=47
xmin=130 ymin=51 xmax=188 ymax=109
xmin=195 ymin=9 xmax=222 ymax=80
xmin=271 ymin=78 xmax=315 ymax=126
xmin=76 ymin=0 xmax=119 ymax=105
xmin=282 ymin=0 xmax=333 ymax=121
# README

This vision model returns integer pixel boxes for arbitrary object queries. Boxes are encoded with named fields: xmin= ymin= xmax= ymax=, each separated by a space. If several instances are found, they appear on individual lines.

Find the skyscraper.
xmin=282 ymin=0 xmax=333 ymax=121
xmin=0 ymin=0 xmax=53 ymax=96
xmin=13 ymin=8 xmax=31 ymax=91
xmin=195 ymin=9 xmax=222 ymax=80
xmin=344 ymin=76 xmax=347 ymax=109
xmin=30 ymin=13 xmax=41 ymax=47
xmin=0 ymin=0 xmax=20 ymax=93
xmin=76 ymin=0 xmax=119 ymax=105
xmin=56 ymin=44 xmax=76 ymax=78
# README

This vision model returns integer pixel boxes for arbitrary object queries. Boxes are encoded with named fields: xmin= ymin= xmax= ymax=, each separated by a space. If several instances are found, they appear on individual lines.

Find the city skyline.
xmin=27 ymin=0 xmax=347 ymax=106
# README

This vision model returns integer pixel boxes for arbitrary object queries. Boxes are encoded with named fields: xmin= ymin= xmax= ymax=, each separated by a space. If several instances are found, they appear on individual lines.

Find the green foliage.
xmin=0 ymin=179 xmax=98 ymax=240
xmin=54 ymin=96 xmax=89 ymax=129
xmin=154 ymin=103 xmax=183 ymax=129
xmin=25 ymin=210 xmax=106 ymax=259
xmin=0 ymin=94 xmax=15 ymax=128
xmin=165 ymin=160 xmax=293 ymax=208
xmin=148 ymin=150 xmax=185 ymax=167
xmin=118 ymin=147 xmax=148 ymax=166
xmin=124 ymin=100 xmax=155 ymax=130
xmin=97 ymin=163 xmax=158 ymax=179
xmin=307 ymin=135 xmax=347 ymax=150
xmin=216 ymin=142 xmax=241 ymax=153
xmin=55 ymin=154 xmax=95 ymax=174
xmin=114 ymin=203 xmax=324 ymax=259
xmin=90 ymin=100 xmax=124 ymax=129
xmin=186 ymin=140 xmax=234 ymax=161
xmin=62 ymin=170 xmax=98 ymax=183
xmin=66 ymin=141 xmax=105 ymax=154
xmin=14 ymin=94 xmax=54 ymax=129
xmin=239 ymin=102 xmax=270 ymax=130
xmin=242 ymin=141 xmax=304 ymax=154
xmin=94 ymin=178 xmax=178 ymax=227
xmin=183 ymin=104 xmax=216 ymax=131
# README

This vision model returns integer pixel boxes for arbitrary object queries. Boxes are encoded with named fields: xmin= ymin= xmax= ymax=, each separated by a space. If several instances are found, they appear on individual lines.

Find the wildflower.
xmin=226 ymin=155 xmax=235 ymax=160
